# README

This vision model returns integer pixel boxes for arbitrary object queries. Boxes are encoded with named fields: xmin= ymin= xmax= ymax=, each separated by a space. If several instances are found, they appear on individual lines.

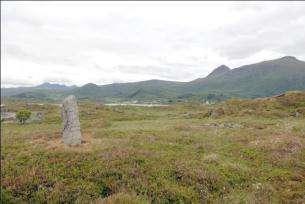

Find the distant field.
xmin=1 ymin=92 xmax=305 ymax=203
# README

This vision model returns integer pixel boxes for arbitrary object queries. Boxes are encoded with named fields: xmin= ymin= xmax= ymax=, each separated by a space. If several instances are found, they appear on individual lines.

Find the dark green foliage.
xmin=0 ymin=188 xmax=16 ymax=204
xmin=99 ymin=182 xmax=112 ymax=198
xmin=16 ymin=109 xmax=31 ymax=124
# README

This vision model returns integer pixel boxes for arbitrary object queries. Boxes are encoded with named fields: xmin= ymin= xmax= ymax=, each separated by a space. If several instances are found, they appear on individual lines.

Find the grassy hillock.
xmin=1 ymin=91 xmax=305 ymax=203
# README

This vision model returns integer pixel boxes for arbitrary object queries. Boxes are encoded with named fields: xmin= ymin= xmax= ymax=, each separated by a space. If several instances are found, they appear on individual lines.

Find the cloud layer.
xmin=2 ymin=2 xmax=305 ymax=87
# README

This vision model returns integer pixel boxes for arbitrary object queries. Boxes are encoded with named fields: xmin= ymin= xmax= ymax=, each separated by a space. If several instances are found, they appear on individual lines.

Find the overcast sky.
xmin=2 ymin=1 xmax=305 ymax=87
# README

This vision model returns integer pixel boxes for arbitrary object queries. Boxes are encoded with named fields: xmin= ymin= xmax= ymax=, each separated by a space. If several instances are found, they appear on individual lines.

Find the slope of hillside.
xmin=206 ymin=65 xmax=231 ymax=79
xmin=1 ymin=83 xmax=76 ymax=98
xmin=36 ymin=82 xmax=77 ymax=90
xmin=71 ymin=80 xmax=185 ymax=102
xmin=189 ymin=56 xmax=305 ymax=98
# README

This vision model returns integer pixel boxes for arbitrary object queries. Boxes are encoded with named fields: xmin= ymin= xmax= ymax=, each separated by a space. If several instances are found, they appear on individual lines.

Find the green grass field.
xmin=1 ymin=92 xmax=305 ymax=203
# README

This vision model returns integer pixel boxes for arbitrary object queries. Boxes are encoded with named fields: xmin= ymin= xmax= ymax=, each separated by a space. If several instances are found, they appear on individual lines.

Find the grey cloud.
xmin=212 ymin=5 xmax=305 ymax=59
xmin=4 ymin=43 xmax=79 ymax=66
xmin=115 ymin=65 xmax=194 ymax=81
xmin=165 ymin=5 xmax=305 ymax=60
xmin=2 ymin=77 xmax=35 ymax=87
xmin=2 ymin=2 xmax=305 ymax=87
xmin=42 ymin=77 xmax=72 ymax=85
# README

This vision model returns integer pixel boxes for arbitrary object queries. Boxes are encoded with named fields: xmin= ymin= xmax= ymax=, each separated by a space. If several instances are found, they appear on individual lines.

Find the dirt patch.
xmin=30 ymin=132 xmax=102 ymax=152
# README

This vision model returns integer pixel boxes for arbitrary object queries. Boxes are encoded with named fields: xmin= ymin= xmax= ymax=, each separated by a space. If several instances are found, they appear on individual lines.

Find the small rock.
xmin=209 ymin=108 xmax=225 ymax=118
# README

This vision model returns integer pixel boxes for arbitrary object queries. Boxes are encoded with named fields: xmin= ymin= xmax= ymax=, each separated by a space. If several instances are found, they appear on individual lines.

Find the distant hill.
xmin=1 ymin=83 xmax=76 ymax=101
xmin=35 ymin=82 xmax=76 ymax=90
xmin=188 ymin=56 xmax=305 ymax=98
xmin=69 ymin=80 xmax=185 ymax=102
xmin=2 ymin=56 xmax=305 ymax=103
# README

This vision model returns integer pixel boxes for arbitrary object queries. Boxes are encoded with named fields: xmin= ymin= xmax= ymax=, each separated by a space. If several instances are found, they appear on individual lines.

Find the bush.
xmin=16 ymin=109 xmax=31 ymax=124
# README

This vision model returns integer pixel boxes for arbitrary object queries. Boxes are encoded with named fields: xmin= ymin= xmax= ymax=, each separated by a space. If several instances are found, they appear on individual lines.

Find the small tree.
xmin=16 ymin=109 xmax=31 ymax=124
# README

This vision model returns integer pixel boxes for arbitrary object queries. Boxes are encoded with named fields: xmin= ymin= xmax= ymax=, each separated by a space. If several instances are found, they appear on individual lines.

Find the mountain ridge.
xmin=36 ymin=82 xmax=77 ymax=90
xmin=207 ymin=65 xmax=230 ymax=78
xmin=2 ymin=56 xmax=305 ymax=103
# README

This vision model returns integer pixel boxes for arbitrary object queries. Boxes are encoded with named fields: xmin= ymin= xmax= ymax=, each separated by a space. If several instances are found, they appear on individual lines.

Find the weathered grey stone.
xmin=61 ymin=95 xmax=82 ymax=145
xmin=1 ymin=112 xmax=16 ymax=121
xmin=27 ymin=112 xmax=44 ymax=123
xmin=209 ymin=108 xmax=225 ymax=118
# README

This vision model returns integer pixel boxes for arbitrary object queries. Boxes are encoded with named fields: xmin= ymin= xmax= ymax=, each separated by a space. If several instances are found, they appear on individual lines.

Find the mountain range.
xmin=2 ymin=56 xmax=305 ymax=103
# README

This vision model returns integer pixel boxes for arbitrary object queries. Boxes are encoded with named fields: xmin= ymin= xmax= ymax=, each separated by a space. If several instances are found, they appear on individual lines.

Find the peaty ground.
xmin=1 ymin=92 xmax=305 ymax=203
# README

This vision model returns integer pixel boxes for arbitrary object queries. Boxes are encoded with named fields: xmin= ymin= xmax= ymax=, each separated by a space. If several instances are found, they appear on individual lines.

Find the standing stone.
xmin=61 ymin=95 xmax=82 ymax=145
xmin=209 ymin=107 xmax=225 ymax=118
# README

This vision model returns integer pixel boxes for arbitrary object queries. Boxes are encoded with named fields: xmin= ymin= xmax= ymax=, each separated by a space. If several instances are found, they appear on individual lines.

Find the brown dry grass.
xmin=92 ymin=192 xmax=147 ymax=204
xmin=250 ymin=133 xmax=304 ymax=159
xmin=29 ymin=132 xmax=100 ymax=153
xmin=2 ymin=91 xmax=305 ymax=203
